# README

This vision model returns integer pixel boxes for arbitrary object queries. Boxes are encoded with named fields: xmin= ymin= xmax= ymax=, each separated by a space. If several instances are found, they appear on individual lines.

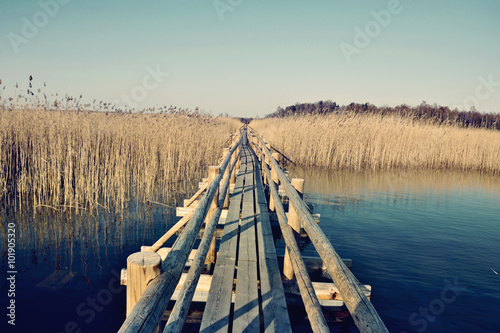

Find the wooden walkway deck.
xmin=118 ymin=127 xmax=388 ymax=333
xmin=200 ymin=137 xmax=291 ymax=332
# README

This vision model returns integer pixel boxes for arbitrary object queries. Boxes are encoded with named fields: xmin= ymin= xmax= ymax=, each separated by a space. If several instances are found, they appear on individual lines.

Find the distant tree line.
xmin=267 ymin=101 xmax=500 ymax=130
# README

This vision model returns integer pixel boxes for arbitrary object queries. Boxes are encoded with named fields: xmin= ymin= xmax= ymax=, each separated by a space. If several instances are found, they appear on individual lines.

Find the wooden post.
xmin=265 ymin=142 xmax=271 ymax=166
xmin=126 ymin=252 xmax=161 ymax=316
xmin=205 ymin=166 xmax=220 ymax=265
xmin=253 ymin=136 xmax=259 ymax=152
xmin=264 ymin=142 xmax=271 ymax=185
xmin=230 ymin=147 xmax=237 ymax=185
xmin=259 ymin=141 xmax=265 ymax=176
xmin=269 ymin=152 xmax=280 ymax=211
xmin=221 ymin=148 xmax=230 ymax=208
xmin=235 ymin=150 xmax=241 ymax=181
xmin=283 ymin=178 xmax=305 ymax=280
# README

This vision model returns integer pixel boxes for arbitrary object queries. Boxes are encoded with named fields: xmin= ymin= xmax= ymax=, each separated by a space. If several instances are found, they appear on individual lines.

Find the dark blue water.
xmin=292 ymin=168 xmax=500 ymax=333
xmin=0 ymin=200 xmax=178 ymax=333
xmin=2 ymin=169 xmax=499 ymax=332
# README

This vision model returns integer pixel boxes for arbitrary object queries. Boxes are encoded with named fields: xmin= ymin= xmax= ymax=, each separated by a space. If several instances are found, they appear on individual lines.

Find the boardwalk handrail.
xmin=251 ymin=142 xmax=329 ymax=332
xmin=119 ymin=133 xmax=242 ymax=333
xmin=250 ymin=130 xmax=389 ymax=333
xmin=163 ymin=150 xmax=240 ymax=333
xmin=147 ymin=138 xmax=241 ymax=253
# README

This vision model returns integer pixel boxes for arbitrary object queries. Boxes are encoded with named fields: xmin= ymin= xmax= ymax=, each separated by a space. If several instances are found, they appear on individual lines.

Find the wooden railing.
xmin=248 ymin=128 xmax=389 ymax=333
xmin=250 ymin=141 xmax=330 ymax=332
xmin=118 ymin=131 xmax=242 ymax=333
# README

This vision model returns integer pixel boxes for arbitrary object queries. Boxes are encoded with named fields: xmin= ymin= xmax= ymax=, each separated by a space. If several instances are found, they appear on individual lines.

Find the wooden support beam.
xmin=283 ymin=178 xmax=305 ymax=280
xmin=121 ymin=271 xmax=366 ymax=308
xmin=165 ymin=206 xmax=223 ymax=332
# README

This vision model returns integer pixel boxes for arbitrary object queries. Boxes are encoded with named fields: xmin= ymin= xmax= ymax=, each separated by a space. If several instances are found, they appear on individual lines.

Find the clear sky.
xmin=1 ymin=0 xmax=499 ymax=117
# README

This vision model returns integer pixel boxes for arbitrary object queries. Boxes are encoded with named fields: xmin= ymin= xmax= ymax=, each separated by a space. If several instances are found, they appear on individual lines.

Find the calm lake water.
xmin=1 ymin=168 xmax=499 ymax=332
xmin=289 ymin=167 xmax=500 ymax=333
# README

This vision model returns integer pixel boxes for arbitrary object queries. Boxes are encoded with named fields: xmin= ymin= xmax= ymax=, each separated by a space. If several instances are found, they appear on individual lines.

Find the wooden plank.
xmin=252 ymin=154 xmax=292 ymax=332
xmin=234 ymin=147 xmax=260 ymax=332
xmin=184 ymin=199 xmax=200 ymax=207
xmin=142 ymin=246 xmax=353 ymax=273
xmin=283 ymin=280 xmax=371 ymax=301
xmin=200 ymin=157 xmax=246 ymax=333
xmin=277 ymin=254 xmax=352 ymax=270
xmin=176 ymin=206 xmax=195 ymax=217
xmin=141 ymin=247 xmax=196 ymax=262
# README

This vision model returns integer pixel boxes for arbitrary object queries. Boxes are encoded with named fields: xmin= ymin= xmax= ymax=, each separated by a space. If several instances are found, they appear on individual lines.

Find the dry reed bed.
xmin=0 ymin=108 xmax=241 ymax=213
xmin=251 ymin=113 xmax=500 ymax=174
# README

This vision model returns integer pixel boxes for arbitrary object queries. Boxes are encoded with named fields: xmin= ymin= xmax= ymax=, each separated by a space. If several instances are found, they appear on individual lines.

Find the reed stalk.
xmin=251 ymin=113 xmax=500 ymax=174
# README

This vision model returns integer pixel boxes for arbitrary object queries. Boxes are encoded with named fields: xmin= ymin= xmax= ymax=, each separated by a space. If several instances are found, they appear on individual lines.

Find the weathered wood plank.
xmin=234 ymin=147 xmax=259 ymax=332
xmin=252 ymin=152 xmax=292 ymax=333
xmin=200 ymin=155 xmax=246 ymax=333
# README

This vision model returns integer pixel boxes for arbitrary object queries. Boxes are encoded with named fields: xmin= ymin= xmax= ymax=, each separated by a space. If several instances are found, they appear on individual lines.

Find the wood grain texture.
xmin=200 ymin=153 xmax=246 ymax=333
xmin=126 ymin=252 xmax=162 ymax=316
xmin=252 ymin=150 xmax=292 ymax=333
xmin=234 ymin=147 xmax=259 ymax=332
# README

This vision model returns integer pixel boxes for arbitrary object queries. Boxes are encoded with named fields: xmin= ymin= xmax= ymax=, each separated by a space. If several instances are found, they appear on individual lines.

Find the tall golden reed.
xmin=251 ymin=113 xmax=500 ymax=174
xmin=0 ymin=108 xmax=241 ymax=213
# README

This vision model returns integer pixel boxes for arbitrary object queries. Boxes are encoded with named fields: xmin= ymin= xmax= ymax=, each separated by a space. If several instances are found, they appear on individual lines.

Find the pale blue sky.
xmin=1 ymin=0 xmax=499 ymax=116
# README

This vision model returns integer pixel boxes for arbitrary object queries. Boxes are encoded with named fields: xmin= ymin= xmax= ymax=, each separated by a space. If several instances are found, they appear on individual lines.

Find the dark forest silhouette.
xmin=267 ymin=101 xmax=500 ymax=130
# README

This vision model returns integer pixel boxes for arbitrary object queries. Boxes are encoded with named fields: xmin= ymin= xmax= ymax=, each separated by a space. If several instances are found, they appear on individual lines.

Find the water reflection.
xmin=0 ymin=190 xmax=189 ymax=332
xmin=289 ymin=166 xmax=500 ymax=211
xmin=287 ymin=166 xmax=500 ymax=332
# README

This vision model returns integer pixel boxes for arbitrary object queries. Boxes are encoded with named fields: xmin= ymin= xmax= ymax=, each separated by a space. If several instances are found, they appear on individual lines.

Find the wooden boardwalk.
xmin=118 ymin=127 xmax=388 ymax=333
xmin=200 ymin=137 xmax=291 ymax=332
